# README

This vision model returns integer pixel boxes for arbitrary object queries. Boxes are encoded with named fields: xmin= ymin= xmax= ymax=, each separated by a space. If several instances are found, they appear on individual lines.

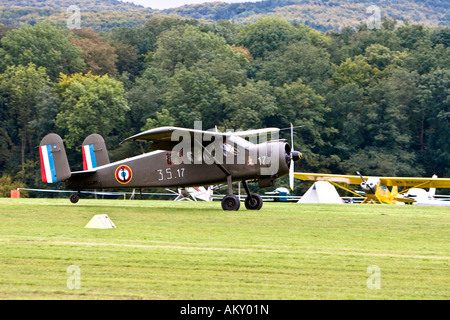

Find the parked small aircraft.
xmin=294 ymin=172 xmax=450 ymax=204
xmin=404 ymin=183 xmax=450 ymax=206
xmin=166 ymin=186 xmax=214 ymax=202
xmin=39 ymin=126 xmax=301 ymax=210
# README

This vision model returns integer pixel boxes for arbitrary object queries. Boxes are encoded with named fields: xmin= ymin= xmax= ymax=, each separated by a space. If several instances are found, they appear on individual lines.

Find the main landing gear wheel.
xmin=245 ymin=193 xmax=263 ymax=210
xmin=70 ymin=193 xmax=80 ymax=204
xmin=221 ymin=194 xmax=240 ymax=211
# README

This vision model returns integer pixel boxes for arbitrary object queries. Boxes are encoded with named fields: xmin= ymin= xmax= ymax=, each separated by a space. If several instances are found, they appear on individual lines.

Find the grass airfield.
xmin=0 ymin=198 xmax=448 ymax=300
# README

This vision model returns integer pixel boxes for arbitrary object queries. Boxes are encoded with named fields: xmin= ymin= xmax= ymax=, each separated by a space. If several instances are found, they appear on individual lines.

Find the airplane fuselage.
xmin=66 ymin=142 xmax=290 ymax=190
xmin=39 ymin=127 xmax=300 ymax=210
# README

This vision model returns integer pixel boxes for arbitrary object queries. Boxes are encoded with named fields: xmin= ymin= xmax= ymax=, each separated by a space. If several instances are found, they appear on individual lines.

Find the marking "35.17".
xmin=157 ymin=168 xmax=185 ymax=181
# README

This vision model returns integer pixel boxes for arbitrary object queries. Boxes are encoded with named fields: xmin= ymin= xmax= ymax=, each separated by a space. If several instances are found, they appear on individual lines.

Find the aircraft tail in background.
xmin=429 ymin=174 xmax=438 ymax=198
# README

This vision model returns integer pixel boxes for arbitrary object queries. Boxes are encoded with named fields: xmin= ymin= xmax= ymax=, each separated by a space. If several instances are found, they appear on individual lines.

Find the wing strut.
xmin=326 ymin=180 xmax=363 ymax=198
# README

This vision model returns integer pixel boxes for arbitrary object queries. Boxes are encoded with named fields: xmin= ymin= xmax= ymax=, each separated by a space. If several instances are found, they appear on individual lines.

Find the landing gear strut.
xmin=221 ymin=175 xmax=240 ymax=211
xmin=242 ymin=181 xmax=263 ymax=210
xmin=245 ymin=193 xmax=263 ymax=210
xmin=220 ymin=178 xmax=263 ymax=211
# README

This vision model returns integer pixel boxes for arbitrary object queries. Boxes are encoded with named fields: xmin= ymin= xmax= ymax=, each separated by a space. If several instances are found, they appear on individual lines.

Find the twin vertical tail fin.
xmin=82 ymin=134 xmax=110 ymax=170
xmin=39 ymin=133 xmax=110 ymax=183
xmin=39 ymin=133 xmax=71 ymax=183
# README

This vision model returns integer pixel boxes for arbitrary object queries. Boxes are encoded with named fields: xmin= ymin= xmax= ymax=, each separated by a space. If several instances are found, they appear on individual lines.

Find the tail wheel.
xmin=70 ymin=193 xmax=80 ymax=204
xmin=245 ymin=193 xmax=263 ymax=210
xmin=221 ymin=194 xmax=240 ymax=211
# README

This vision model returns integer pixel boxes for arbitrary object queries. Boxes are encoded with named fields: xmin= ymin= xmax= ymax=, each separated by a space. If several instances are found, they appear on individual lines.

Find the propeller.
xmin=289 ymin=123 xmax=302 ymax=190
xmin=356 ymin=171 xmax=376 ymax=195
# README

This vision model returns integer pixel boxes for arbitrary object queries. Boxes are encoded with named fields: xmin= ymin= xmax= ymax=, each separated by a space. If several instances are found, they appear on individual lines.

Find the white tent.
xmin=297 ymin=181 xmax=343 ymax=204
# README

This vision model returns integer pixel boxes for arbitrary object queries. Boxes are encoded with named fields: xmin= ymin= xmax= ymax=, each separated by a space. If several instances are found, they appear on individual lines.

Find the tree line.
xmin=165 ymin=0 xmax=449 ymax=30
xmin=0 ymin=16 xmax=448 ymax=196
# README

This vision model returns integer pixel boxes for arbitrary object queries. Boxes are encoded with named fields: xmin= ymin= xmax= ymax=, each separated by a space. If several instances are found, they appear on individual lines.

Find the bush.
xmin=0 ymin=175 xmax=26 ymax=197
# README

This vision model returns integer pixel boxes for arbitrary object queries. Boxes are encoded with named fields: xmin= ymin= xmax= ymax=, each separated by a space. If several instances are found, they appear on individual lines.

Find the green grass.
xmin=0 ymin=198 xmax=449 ymax=299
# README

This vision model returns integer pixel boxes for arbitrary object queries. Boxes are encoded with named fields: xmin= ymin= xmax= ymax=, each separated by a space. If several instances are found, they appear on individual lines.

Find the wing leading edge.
xmin=293 ymin=172 xmax=368 ymax=185
xmin=121 ymin=126 xmax=281 ymax=151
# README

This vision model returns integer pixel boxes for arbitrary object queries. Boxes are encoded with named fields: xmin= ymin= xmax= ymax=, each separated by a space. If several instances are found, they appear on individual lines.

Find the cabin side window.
xmin=166 ymin=151 xmax=183 ymax=165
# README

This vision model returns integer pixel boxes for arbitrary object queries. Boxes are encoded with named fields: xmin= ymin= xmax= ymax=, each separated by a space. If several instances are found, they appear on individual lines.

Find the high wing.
xmin=379 ymin=177 xmax=450 ymax=189
xmin=121 ymin=126 xmax=280 ymax=150
xmin=121 ymin=127 xmax=202 ymax=150
xmin=294 ymin=173 xmax=450 ymax=188
xmin=293 ymin=172 xmax=369 ymax=185
xmin=122 ymin=127 xmax=214 ymax=143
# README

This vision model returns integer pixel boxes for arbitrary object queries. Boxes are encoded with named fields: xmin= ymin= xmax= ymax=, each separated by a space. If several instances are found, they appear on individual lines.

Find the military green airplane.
xmin=39 ymin=126 xmax=301 ymax=211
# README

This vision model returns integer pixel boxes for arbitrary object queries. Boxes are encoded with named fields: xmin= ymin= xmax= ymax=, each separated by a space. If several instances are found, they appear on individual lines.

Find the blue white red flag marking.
xmin=82 ymin=144 xmax=97 ymax=170
xmin=40 ymin=145 xmax=57 ymax=183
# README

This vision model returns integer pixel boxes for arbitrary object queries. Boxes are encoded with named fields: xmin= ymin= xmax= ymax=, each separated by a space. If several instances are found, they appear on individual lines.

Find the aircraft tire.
xmin=221 ymin=194 xmax=240 ymax=211
xmin=70 ymin=193 xmax=79 ymax=204
xmin=245 ymin=193 xmax=263 ymax=210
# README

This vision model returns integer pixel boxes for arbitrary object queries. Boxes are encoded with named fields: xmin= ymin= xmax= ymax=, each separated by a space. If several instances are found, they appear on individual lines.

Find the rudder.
xmin=39 ymin=133 xmax=71 ymax=183
xmin=82 ymin=134 xmax=110 ymax=170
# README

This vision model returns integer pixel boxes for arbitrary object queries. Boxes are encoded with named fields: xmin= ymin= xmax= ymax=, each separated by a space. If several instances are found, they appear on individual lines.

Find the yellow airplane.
xmin=294 ymin=172 xmax=450 ymax=204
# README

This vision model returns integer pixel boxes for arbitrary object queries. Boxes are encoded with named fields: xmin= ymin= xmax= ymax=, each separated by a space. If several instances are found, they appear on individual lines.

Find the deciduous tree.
xmin=55 ymin=72 xmax=129 ymax=149
xmin=0 ymin=22 xmax=85 ymax=80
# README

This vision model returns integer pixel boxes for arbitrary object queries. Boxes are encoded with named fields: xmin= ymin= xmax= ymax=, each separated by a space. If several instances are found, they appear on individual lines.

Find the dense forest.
xmin=165 ymin=0 xmax=449 ymax=30
xmin=0 ymin=0 xmax=448 ymax=31
xmin=0 ymin=13 xmax=449 ymax=196
xmin=0 ymin=0 xmax=154 ymax=31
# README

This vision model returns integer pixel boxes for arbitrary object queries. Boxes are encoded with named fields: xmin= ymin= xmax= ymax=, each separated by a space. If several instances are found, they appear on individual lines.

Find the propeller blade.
xmin=290 ymin=123 xmax=294 ymax=152
xmin=290 ymin=123 xmax=295 ymax=190
xmin=356 ymin=171 xmax=376 ymax=195
xmin=280 ymin=125 xmax=305 ymax=131
xmin=356 ymin=171 xmax=366 ymax=183
xmin=289 ymin=160 xmax=294 ymax=191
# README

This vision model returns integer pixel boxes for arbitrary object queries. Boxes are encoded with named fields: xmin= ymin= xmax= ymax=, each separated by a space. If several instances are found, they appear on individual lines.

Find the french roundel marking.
xmin=115 ymin=165 xmax=132 ymax=184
